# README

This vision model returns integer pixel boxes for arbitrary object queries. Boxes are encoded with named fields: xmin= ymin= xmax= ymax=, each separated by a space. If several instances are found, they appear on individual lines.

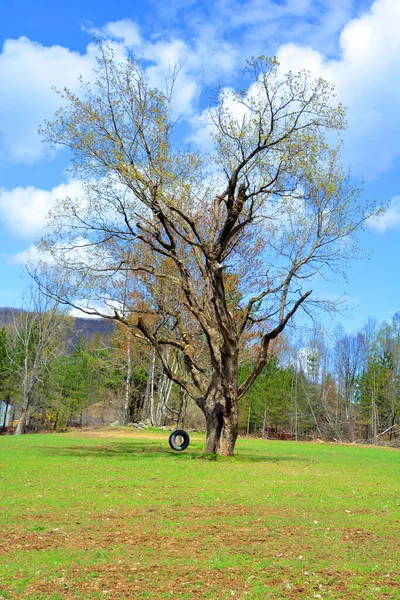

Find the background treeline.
xmin=0 ymin=302 xmax=399 ymax=444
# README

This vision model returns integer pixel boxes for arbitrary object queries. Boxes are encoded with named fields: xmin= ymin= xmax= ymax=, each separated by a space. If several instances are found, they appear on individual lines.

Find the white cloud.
xmin=368 ymin=196 xmax=400 ymax=234
xmin=276 ymin=0 xmax=400 ymax=179
xmin=144 ymin=38 xmax=201 ymax=116
xmin=0 ymin=37 xmax=98 ymax=163
xmin=9 ymin=235 xmax=108 ymax=272
xmin=184 ymin=0 xmax=363 ymax=61
xmin=140 ymin=35 xmax=237 ymax=117
xmin=67 ymin=294 xmax=125 ymax=319
xmin=101 ymin=19 xmax=142 ymax=47
xmin=9 ymin=244 xmax=48 ymax=266
xmin=0 ymin=20 xmax=230 ymax=162
xmin=98 ymin=19 xmax=235 ymax=117
xmin=293 ymin=346 xmax=316 ymax=374
xmin=0 ymin=179 xmax=83 ymax=237
xmin=1 ymin=1 xmax=398 ymax=180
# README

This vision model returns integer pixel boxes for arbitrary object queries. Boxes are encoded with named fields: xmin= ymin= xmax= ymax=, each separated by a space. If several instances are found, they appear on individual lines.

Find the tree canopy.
xmin=36 ymin=46 xmax=380 ymax=455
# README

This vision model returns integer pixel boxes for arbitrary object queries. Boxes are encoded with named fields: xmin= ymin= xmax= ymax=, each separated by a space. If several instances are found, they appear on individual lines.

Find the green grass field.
xmin=1 ymin=431 xmax=399 ymax=599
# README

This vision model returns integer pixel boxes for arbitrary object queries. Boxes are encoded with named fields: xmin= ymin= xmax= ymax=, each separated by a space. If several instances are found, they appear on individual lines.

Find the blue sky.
xmin=0 ymin=0 xmax=399 ymax=333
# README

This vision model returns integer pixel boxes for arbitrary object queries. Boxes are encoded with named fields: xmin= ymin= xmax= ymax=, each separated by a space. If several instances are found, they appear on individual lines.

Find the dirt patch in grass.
xmin=0 ymin=503 xmax=298 ymax=554
xmin=23 ymin=564 xmax=254 ymax=599
xmin=2 ymin=504 xmax=399 ymax=599
xmin=19 ymin=560 xmax=400 ymax=600
xmin=0 ymin=503 xmax=392 ymax=558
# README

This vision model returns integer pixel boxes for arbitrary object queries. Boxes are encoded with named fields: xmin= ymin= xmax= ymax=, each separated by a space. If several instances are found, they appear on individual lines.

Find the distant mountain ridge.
xmin=0 ymin=307 xmax=116 ymax=345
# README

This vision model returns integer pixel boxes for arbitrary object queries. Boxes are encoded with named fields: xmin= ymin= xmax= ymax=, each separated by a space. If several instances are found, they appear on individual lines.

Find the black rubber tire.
xmin=169 ymin=429 xmax=190 ymax=451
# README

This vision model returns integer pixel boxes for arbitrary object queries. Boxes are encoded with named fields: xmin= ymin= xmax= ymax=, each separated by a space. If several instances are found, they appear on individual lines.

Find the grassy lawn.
xmin=0 ymin=431 xmax=399 ymax=599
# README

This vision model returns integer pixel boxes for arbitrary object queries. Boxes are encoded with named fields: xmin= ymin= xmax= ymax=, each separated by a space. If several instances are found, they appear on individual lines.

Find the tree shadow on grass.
xmin=43 ymin=440 xmax=310 ymax=464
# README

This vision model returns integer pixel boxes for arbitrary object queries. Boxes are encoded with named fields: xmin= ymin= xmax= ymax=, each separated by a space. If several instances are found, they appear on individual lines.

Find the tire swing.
xmin=168 ymin=429 xmax=190 ymax=451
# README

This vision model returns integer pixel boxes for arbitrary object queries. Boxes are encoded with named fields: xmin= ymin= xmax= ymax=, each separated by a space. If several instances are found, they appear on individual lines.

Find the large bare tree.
xmin=36 ymin=48 xmax=379 ymax=455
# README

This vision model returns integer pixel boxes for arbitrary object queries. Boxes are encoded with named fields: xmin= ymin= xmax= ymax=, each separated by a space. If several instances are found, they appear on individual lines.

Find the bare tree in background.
xmin=334 ymin=327 xmax=366 ymax=439
xmin=12 ymin=288 xmax=66 ymax=434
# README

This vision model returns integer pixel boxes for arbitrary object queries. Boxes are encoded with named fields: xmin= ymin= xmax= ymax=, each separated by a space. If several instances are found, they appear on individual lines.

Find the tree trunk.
xmin=262 ymin=408 xmax=267 ymax=439
xmin=149 ymin=349 xmax=155 ymax=426
xmin=15 ymin=345 xmax=35 ymax=435
xmin=123 ymin=336 xmax=132 ymax=424
xmin=204 ymin=410 xmax=223 ymax=454
xmin=246 ymin=402 xmax=251 ymax=436
xmin=218 ymin=405 xmax=239 ymax=456
xmin=203 ymin=384 xmax=239 ymax=456
xmin=1 ymin=394 xmax=10 ymax=432
xmin=15 ymin=403 xmax=29 ymax=435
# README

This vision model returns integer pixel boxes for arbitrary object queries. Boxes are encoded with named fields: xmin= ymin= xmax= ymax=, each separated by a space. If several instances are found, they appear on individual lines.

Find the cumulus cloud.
xmin=276 ymin=0 xmax=400 ymax=179
xmin=144 ymin=38 xmax=201 ymax=116
xmin=1 ymin=0 xmax=399 ymax=180
xmin=153 ymin=0 xmax=361 ymax=58
xmin=10 ymin=240 xmax=126 ymax=320
xmin=101 ymin=22 xmax=237 ymax=116
xmin=368 ymin=196 xmax=400 ymax=234
xmin=0 ymin=38 xmax=99 ymax=163
xmin=0 ymin=19 xmax=237 ymax=162
xmin=0 ymin=179 xmax=83 ymax=237
xmin=190 ymin=0 xmax=400 ymax=179
xmin=68 ymin=297 xmax=124 ymax=319
xmin=9 ymin=244 xmax=49 ymax=266
xmin=101 ymin=19 xmax=142 ymax=47
xmin=9 ymin=235 xmax=109 ymax=273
